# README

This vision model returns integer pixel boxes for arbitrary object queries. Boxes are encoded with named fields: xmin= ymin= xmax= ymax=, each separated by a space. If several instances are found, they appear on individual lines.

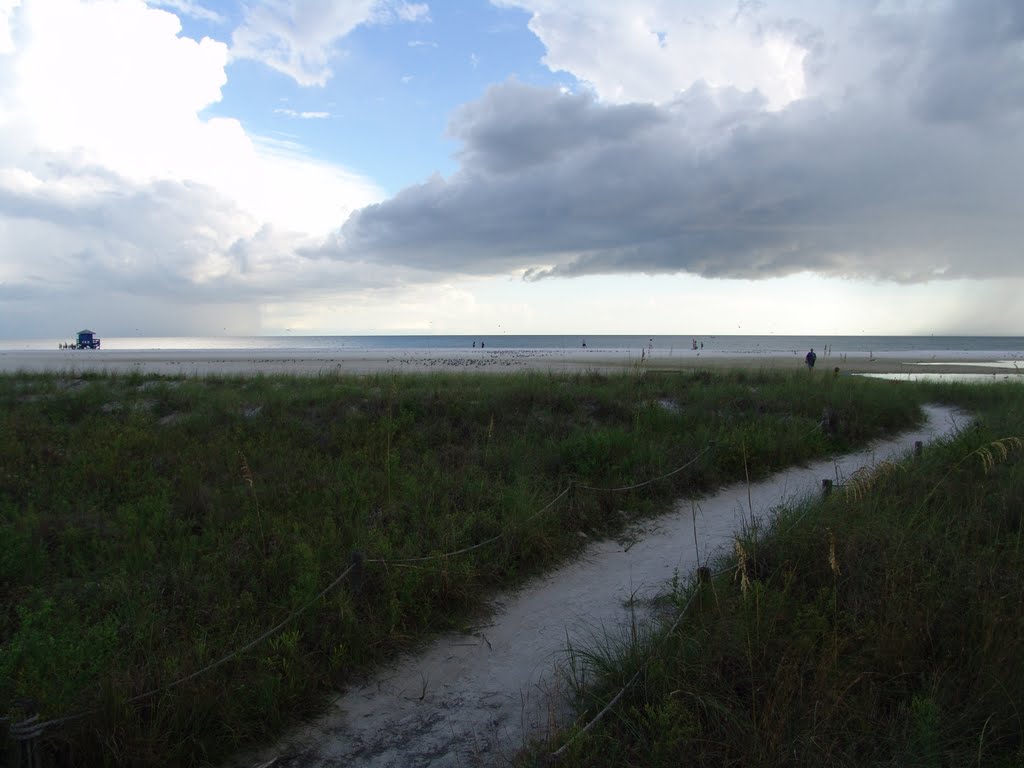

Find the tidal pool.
xmin=857 ymin=372 xmax=1023 ymax=383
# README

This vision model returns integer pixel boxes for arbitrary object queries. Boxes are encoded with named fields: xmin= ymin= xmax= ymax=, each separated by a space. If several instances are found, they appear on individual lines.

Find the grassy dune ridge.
xmin=537 ymin=381 xmax=1024 ymax=767
xmin=1 ymin=369 xmax=927 ymax=766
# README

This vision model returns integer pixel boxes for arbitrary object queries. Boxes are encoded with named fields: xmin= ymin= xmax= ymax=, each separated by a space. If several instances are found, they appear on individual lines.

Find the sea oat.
xmin=974 ymin=437 xmax=1023 ymax=474
xmin=735 ymin=539 xmax=751 ymax=597
xmin=828 ymin=529 xmax=841 ymax=576
xmin=843 ymin=460 xmax=902 ymax=503
xmin=240 ymin=452 xmax=254 ymax=489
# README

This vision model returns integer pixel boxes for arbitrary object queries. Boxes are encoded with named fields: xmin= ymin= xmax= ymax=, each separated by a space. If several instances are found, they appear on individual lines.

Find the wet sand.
xmin=1 ymin=348 xmax=1021 ymax=377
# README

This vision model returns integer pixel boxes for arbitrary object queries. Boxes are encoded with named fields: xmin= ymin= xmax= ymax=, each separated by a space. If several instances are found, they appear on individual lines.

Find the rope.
xmin=15 ymin=707 xmax=94 ymax=734
xmin=547 ymin=433 xmax=936 ymax=760
xmin=21 ymin=560 xmax=358 ymax=732
xmin=367 ymin=486 xmax=571 ymax=565
xmin=7 ymin=443 xmax=712 ymax=736
xmin=574 ymin=444 xmax=712 ymax=493
xmin=368 ymin=443 xmax=711 ymax=565
xmin=8 ymin=714 xmax=45 ymax=741
xmin=549 ymin=422 xmax=939 ymax=750
xmin=125 ymin=560 xmax=356 ymax=705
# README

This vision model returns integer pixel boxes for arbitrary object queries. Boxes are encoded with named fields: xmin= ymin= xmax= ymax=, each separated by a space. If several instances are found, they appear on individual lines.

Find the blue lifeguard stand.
xmin=76 ymin=330 xmax=101 ymax=349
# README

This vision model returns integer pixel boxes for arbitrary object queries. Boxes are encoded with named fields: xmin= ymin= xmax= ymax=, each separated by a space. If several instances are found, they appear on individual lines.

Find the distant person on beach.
xmin=805 ymin=348 xmax=817 ymax=369
xmin=582 ymin=340 xmax=587 ymax=348
xmin=472 ymin=341 xmax=476 ymax=348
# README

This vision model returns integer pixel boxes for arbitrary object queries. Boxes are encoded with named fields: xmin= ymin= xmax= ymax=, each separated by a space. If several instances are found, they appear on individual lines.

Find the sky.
xmin=1 ymin=0 xmax=1022 ymax=338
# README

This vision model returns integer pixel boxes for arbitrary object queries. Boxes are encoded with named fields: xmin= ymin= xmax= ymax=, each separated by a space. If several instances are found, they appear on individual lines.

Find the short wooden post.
xmin=691 ymin=566 xmax=714 ymax=617
xmin=349 ymin=550 xmax=365 ymax=598
xmin=822 ymin=479 xmax=833 ymax=497
xmin=914 ymin=440 xmax=923 ymax=457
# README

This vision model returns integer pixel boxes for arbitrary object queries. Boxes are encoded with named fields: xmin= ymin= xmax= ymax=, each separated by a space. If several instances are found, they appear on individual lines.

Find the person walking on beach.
xmin=805 ymin=348 xmax=817 ymax=369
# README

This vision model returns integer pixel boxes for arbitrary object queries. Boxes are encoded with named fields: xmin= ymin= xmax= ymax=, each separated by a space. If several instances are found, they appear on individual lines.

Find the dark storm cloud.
xmin=324 ymin=0 xmax=1024 ymax=283
xmin=449 ymin=83 xmax=667 ymax=174
xmin=912 ymin=0 xmax=1024 ymax=122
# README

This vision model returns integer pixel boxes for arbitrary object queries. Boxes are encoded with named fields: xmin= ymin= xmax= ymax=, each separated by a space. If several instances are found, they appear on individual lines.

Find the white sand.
xmin=1 ymin=347 xmax=1022 ymax=377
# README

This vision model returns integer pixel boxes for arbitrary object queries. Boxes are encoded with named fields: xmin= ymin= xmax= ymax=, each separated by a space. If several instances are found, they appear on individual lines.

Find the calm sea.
xmin=3 ymin=334 xmax=1024 ymax=354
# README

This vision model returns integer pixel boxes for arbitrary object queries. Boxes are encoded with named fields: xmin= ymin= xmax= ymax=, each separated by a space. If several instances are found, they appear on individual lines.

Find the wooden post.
xmin=914 ymin=440 xmax=923 ymax=457
xmin=822 ymin=479 xmax=833 ymax=497
xmin=691 ymin=566 xmax=714 ymax=617
xmin=349 ymin=550 xmax=365 ymax=599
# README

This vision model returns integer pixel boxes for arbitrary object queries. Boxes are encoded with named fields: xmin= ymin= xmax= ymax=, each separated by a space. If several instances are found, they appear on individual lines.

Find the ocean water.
xmin=3 ymin=334 xmax=1024 ymax=354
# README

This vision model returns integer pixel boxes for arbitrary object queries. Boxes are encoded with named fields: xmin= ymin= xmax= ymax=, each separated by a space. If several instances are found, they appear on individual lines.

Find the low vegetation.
xmin=0 ymin=368 xmax=925 ymax=766
xmin=535 ymin=381 xmax=1023 ymax=768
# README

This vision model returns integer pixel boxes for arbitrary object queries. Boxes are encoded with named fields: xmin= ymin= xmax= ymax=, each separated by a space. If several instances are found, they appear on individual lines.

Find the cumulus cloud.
xmin=1 ymin=0 xmax=381 ymax=226
xmin=0 ymin=0 xmax=387 ymax=336
xmin=493 ymin=0 xmax=817 ymax=109
xmin=6 ymin=0 xmax=229 ymax=176
xmin=325 ymin=0 xmax=1024 ymax=285
xmin=231 ymin=0 xmax=429 ymax=86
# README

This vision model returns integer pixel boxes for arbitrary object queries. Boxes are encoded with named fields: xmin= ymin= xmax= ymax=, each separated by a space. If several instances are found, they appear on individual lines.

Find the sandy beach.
xmin=1 ymin=347 xmax=1022 ymax=378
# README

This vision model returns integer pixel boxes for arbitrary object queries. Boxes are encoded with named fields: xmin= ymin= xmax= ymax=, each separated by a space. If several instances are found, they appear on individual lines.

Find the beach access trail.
xmin=235 ymin=404 xmax=966 ymax=768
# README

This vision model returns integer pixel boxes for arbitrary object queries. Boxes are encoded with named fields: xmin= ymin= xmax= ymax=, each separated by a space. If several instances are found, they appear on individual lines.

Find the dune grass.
xmin=535 ymin=381 xmax=1024 ymax=768
xmin=0 ymin=368 xmax=928 ymax=766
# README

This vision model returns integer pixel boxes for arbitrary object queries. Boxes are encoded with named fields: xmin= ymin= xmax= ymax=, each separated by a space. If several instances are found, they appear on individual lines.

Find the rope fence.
xmin=544 ymin=436 xmax=932 ymax=760
xmin=365 ymin=485 xmax=573 ymax=566
xmin=4 ymin=426 xmax=924 ymax=761
xmin=2 ymin=443 xmax=713 ymax=754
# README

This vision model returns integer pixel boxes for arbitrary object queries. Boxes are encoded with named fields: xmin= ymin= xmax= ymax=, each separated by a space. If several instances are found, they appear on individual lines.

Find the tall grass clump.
xmin=537 ymin=381 xmax=1024 ymax=767
xmin=0 ymin=368 xmax=927 ymax=766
